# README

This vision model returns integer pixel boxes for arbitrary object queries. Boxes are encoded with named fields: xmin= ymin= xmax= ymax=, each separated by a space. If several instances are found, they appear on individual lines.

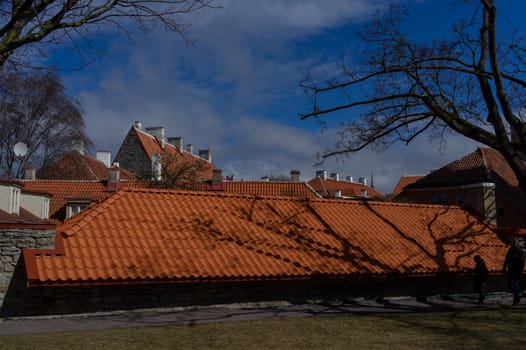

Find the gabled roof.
xmin=37 ymin=150 xmax=135 ymax=181
xmin=406 ymin=147 xmax=516 ymax=188
xmin=24 ymin=188 xmax=506 ymax=286
xmin=307 ymin=177 xmax=383 ymax=199
xmin=392 ymin=175 xmax=425 ymax=195
xmin=117 ymin=126 xmax=215 ymax=180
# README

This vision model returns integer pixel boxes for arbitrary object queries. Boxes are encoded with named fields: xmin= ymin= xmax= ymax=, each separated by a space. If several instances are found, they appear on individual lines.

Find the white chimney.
xmin=71 ymin=140 xmax=84 ymax=155
xmin=358 ymin=177 xmax=367 ymax=186
xmin=346 ymin=176 xmax=353 ymax=182
xmin=24 ymin=166 xmax=36 ymax=180
xmin=134 ymin=121 xmax=143 ymax=130
xmin=109 ymin=167 xmax=120 ymax=183
xmin=186 ymin=144 xmax=193 ymax=154
xmin=290 ymin=170 xmax=300 ymax=182
xmin=96 ymin=151 xmax=111 ymax=168
xmin=198 ymin=149 xmax=212 ymax=162
xmin=316 ymin=170 xmax=327 ymax=180
xmin=168 ymin=137 xmax=184 ymax=150
xmin=145 ymin=127 xmax=165 ymax=147
xmin=330 ymin=172 xmax=340 ymax=181
xmin=334 ymin=190 xmax=342 ymax=198
xmin=152 ymin=153 xmax=162 ymax=181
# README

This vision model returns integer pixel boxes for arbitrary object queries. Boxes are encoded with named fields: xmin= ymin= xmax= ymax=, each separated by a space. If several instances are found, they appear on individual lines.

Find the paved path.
xmin=0 ymin=293 xmax=522 ymax=336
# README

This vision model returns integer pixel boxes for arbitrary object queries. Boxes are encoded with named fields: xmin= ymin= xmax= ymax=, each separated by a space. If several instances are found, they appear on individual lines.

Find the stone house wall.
xmin=0 ymin=228 xmax=55 ymax=312
xmin=115 ymin=131 xmax=152 ymax=179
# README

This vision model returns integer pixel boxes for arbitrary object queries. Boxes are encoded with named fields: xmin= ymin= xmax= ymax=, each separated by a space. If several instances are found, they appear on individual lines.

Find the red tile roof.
xmin=24 ymin=189 xmax=506 ymax=286
xmin=407 ymin=148 xmax=517 ymax=188
xmin=308 ymin=177 xmax=383 ymax=198
xmin=0 ymin=208 xmax=54 ymax=227
xmin=178 ymin=180 xmax=320 ymax=199
xmin=21 ymin=180 xmax=143 ymax=223
xmin=37 ymin=150 xmax=135 ymax=181
xmin=392 ymin=175 xmax=425 ymax=195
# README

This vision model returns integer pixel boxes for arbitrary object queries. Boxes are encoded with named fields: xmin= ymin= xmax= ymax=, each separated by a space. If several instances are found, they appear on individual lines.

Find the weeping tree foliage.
xmin=0 ymin=0 xmax=215 ymax=69
xmin=0 ymin=70 xmax=92 ymax=178
xmin=300 ymin=0 xmax=526 ymax=191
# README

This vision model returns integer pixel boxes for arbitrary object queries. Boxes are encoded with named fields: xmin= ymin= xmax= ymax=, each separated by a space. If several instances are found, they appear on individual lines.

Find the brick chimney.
xmin=105 ymin=166 xmax=122 ymax=192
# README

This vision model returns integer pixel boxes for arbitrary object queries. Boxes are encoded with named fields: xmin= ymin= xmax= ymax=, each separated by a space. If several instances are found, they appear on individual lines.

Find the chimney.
xmin=96 ymin=151 xmax=111 ymax=168
xmin=151 ymin=153 xmax=162 ymax=181
xmin=109 ymin=167 xmax=120 ymax=183
xmin=186 ymin=144 xmax=193 ymax=154
xmin=346 ymin=176 xmax=353 ymax=182
xmin=334 ymin=190 xmax=342 ymax=198
xmin=71 ymin=140 xmax=84 ymax=155
xmin=134 ymin=121 xmax=143 ymax=130
xmin=168 ymin=136 xmax=184 ymax=150
xmin=316 ymin=170 xmax=327 ymax=180
xmin=330 ymin=172 xmax=340 ymax=181
xmin=145 ymin=127 xmax=165 ymax=147
xmin=290 ymin=170 xmax=300 ymax=182
xmin=24 ymin=166 xmax=36 ymax=180
xmin=212 ymin=168 xmax=223 ymax=185
xmin=198 ymin=149 xmax=212 ymax=162
xmin=358 ymin=177 xmax=367 ymax=186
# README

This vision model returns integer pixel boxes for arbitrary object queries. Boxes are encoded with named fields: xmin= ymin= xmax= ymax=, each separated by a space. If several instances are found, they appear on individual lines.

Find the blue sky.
xmin=48 ymin=0 xmax=525 ymax=194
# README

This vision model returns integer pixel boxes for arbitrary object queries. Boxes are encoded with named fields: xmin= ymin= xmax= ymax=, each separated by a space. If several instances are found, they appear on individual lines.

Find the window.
xmin=66 ymin=202 xmax=90 ymax=218
xmin=456 ymin=194 xmax=466 ymax=206
xmin=430 ymin=194 xmax=448 ymax=205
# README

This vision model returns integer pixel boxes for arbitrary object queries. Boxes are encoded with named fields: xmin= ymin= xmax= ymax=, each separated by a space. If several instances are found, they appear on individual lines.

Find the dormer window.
xmin=65 ymin=198 xmax=92 ymax=219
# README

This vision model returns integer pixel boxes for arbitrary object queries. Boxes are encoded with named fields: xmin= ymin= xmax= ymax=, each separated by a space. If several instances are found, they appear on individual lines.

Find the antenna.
xmin=13 ymin=142 xmax=28 ymax=158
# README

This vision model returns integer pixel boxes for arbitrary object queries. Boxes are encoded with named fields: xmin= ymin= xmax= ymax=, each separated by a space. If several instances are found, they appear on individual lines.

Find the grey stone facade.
xmin=0 ymin=228 xmax=55 ymax=312
xmin=115 ymin=131 xmax=152 ymax=179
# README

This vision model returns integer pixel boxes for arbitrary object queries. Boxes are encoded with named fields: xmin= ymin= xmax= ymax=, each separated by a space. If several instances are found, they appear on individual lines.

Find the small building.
xmin=1 ymin=187 xmax=508 ymax=316
xmin=397 ymin=147 xmax=526 ymax=228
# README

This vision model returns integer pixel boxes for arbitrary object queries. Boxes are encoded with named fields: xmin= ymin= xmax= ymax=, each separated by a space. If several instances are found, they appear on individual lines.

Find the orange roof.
xmin=308 ymin=177 xmax=383 ymax=198
xmin=392 ymin=175 xmax=425 ymax=195
xmin=37 ymin=150 xmax=135 ymax=181
xmin=21 ymin=180 xmax=143 ymax=223
xmin=24 ymin=189 xmax=507 ymax=286
xmin=177 ymin=180 xmax=320 ymax=199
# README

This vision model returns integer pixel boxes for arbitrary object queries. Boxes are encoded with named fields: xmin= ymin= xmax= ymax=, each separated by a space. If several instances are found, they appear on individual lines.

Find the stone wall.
xmin=1 ymin=272 xmax=508 ymax=317
xmin=0 ymin=228 xmax=55 ymax=311
xmin=115 ymin=131 xmax=152 ymax=179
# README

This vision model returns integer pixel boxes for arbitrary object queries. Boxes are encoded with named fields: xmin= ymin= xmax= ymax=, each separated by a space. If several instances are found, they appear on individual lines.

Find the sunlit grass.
xmin=1 ymin=309 xmax=525 ymax=350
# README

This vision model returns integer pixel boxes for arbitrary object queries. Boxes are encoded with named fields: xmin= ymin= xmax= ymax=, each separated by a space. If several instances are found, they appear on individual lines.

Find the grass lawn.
xmin=1 ymin=308 xmax=525 ymax=349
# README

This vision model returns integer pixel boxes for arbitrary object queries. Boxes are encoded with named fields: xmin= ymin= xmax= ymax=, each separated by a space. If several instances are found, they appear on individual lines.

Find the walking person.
xmin=503 ymin=239 xmax=526 ymax=305
xmin=473 ymin=255 xmax=488 ymax=304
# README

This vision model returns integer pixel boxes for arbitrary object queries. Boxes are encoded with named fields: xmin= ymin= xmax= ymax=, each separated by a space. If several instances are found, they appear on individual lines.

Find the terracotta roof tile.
xmin=21 ymin=180 xmax=143 ymax=223
xmin=392 ymin=175 xmax=425 ymax=195
xmin=24 ymin=189 xmax=507 ymax=286
xmin=407 ymin=147 xmax=518 ymax=188
xmin=37 ymin=150 xmax=135 ymax=181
